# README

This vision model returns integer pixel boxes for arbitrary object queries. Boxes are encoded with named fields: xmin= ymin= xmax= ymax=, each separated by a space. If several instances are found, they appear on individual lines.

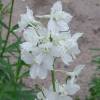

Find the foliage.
xmin=86 ymin=49 xmax=100 ymax=100
xmin=0 ymin=0 xmax=37 ymax=99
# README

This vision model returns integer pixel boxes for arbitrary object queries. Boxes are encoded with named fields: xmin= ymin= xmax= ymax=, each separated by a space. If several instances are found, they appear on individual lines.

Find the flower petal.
xmin=29 ymin=64 xmax=39 ymax=79
xmin=68 ymin=43 xmax=80 ymax=59
xmin=20 ymin=42 xmax=33 ymax=52
xmin=72 ymin=32 xmax=84 ymax=42
xmin=57 ymin=95 xmax=72 ymax=100
xmin=62 ymin=11 xmax=73 ymax=23
xmin=48 ymin=18 xmax=59 ymax=34
xmin=57 ymin=19 xmax=69 ymax=32
xmin=35 ymin=53 xmax=43 ymax=64
xmin=38 ymin=67 xmax=48 ymax=79
xmin=73 ymin=65 xmax=85 ymax=76
xmin=51 ymin=1 xmax=62 ymax=14
xmin=43 ymin=55 xmax=54 ymax=70
xmin=45 ymin=90 xmax=56 ymax=100
xmin=18 ymin=7 xmax=34 ymax=31
xmin=51 ymin=46 xmax=61 ymax=57
xmin=62 ymin=53 xmax=73 ymax=65
xmin=66 ymin=79 xmax=80 ymax=95
xmin=23 ymin=27 xmax=39 ymax=45
xmin=21 ymin=50 xmax=34 ymax=64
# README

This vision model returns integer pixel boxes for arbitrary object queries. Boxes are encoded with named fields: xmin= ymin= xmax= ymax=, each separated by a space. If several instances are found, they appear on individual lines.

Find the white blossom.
xmin=36 ymin=89 xmax=72 ymax=100
xmin=18 ymin=1 xmax=85 ymax=99
xmin=37 ymin=1 xmax=72 ymax=32
xmin=20 ymin=42 xmax=54 ymax=79
xmin=50 ymin=80 xmax=80 ymax=97
xmin=67 ymin=65 xmax=85 ymax=78
xmin=19 ymin=1 xmax=84 ymax=80
xmin=18 ymin=7 xmax=40 ymax=32
xmin=65 ymin=78 xmax=80 ymax=95
xmin=23 ymin=27 xmax=39 ymax=46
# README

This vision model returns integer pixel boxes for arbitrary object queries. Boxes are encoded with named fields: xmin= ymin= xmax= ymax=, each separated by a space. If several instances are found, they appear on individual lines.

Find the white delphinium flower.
xmin=64 ymin=78 xmax=80 ymax=95
xmin=20 ymin=42 xmax=36 ymax=65
xmin=36 ymin=89 xmax=72 ymax=100
xmin=23 ymin=27 xmax=39 ymax=46
xmin=18 ymin=7 xmax=40 ymax=32
xmin=20 ymin=27 xmax=55 ymax=79
xmin=19 ymin=1 xmax=84 ymax=80
xmin=50 ymin=80 xmax=80 ymax=97
xmin=56 ymin=81 xmax=79 ymax=97
xmin=34 ymin=65 xmax=84 ymax=99
xmin=21 ymin=51 xmax=52 ymax=79
xmin=67 ymin=65 xmax=85 ymax=79
xmin=64 ymin=65 xmax=85 ymax=95
xmin=20 ymin=42 xmax=54 ymax=79
xmin=37 ymin=1 xmax=72 ymax=32
xmin=47 ymin=30 xmax=83 ymax=65
xmin=59 ymin=32 xmax=83 ymax=65
xmin=18 ymin=2 xmax=85 ymax=99
xmin=30 ymin=43 xmax=55 ymax=79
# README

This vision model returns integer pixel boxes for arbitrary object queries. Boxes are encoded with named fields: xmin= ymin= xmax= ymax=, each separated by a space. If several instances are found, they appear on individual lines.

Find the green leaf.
xmin=0 ymin=36 xmax=5 ymax=51
xmin=15 ymin=58 xmax=25 ymax=81
xmin=0 ymin=15 xmax=3 ymax=30
xmin=0 ymin=58 xmax=11 ymax=67
xmin=10 ymin=24 xmax=19 ymax=32
xmin=0 ymin=58 xmax=15 ymax=82
xmin=0 ymin=1 xmax=3 ymax=12
xmin=2 ymin=1 xmax=11 ymax=14
xmin=0 ymin=20 xmax=19 ymax=39
xmin=0 ymin=19 xmax=8 ymax=29
xmin=0 ymin=82 xmax=37 ymax=100
xmin=5 ymin=38 xmax=21 ymax=53
xmin=90 ymin=48 xmax=100 ymax=51
xmin=92 ymin=56 xmax=100 ymax=64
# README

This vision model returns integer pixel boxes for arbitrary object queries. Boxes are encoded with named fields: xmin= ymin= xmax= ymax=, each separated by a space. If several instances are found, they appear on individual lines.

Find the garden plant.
xmin=0 ymin=0 xmax=87 ymax=100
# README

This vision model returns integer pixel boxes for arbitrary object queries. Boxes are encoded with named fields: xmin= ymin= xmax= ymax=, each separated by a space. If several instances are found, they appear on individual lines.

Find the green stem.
xmin=0 ymin=0 xmax=15 ymax=57
xmin=51 ymin=67 xmax=56 ymax=92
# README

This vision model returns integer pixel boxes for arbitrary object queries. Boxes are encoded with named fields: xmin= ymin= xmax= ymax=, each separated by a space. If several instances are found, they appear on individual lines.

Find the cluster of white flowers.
xmin=18 ymin=1 xmax=84 ymax=100
xmin=19 ymin=1 xmax=83 ymax=79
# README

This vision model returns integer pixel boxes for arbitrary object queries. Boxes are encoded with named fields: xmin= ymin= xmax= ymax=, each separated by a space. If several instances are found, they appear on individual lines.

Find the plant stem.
xmin=0 ymin=0 xmax=15 ymax=57
xmin=51 ymin=67 xmax=56 ymax=92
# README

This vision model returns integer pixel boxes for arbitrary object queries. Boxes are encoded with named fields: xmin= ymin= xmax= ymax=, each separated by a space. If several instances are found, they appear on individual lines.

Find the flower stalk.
xmin=51 ymin=66 xmax=56 ymax=92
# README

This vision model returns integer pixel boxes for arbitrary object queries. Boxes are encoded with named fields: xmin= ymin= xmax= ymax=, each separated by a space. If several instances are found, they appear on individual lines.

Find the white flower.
xmin=50 ymin=80 xmax=79 ymax=96
xmin=30 ymin=63 xmax=48 ymax=79
xmin=37 ymin=1 xmax=72 ymax=32
xmin=21 ymin=49 xmax=53 ymax=79
xmin=65 ymin=78 xmax=80 ymax=95
xmin=19 ymin=1 xmax=84 ymax=80
xmin=67 ymin=65 xmax=85 ymax=78
xmin=23 ymin=27 xmax=39 ymax=46
xmin=20 ymin=42 xmax=54 ymax=79
xmin=45 ymin=32 xmax=83 ymax=65
xmin=20 ymin=42 xmax=39 ymax=64
xmin=36 ymin=89 xmax=72 ymax=100
xmin=18 ymin=7 xmax=40 ymax=32
xmin=59 ymin=33 xmax=83 ymax=65
xmin=68 ymin=33 xmax=84 ymax=59
xmin=64 ymin=65 xmax=85 ymax=95
xmin=47 ymin=18 xmax=59 ymax=34
xmin=45 ymin=90 xmax=72 ymax=100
